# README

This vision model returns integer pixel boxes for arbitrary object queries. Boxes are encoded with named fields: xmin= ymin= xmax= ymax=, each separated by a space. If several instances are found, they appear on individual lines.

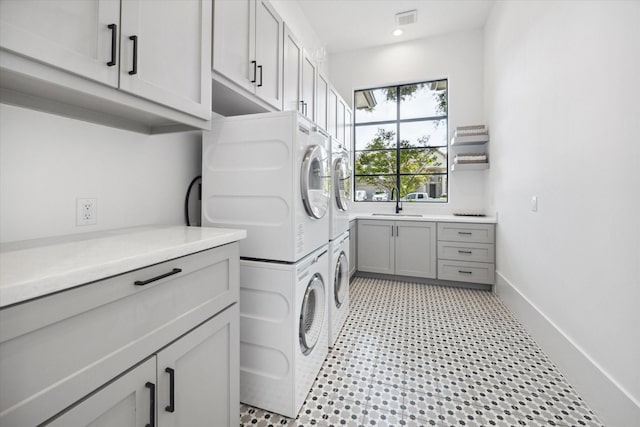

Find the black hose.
xmin=185 ymin=175 xmax=201 ymax=226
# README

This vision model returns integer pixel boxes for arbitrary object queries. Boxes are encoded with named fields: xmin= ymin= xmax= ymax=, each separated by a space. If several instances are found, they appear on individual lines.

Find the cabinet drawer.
xmin=437 ymin=260 xmax=495 ymax=285
xmin=0 ymin=243 xmax=239 ymax=427
xmin=437 ymin=241 xmax=495 ymax=263
xmin=438 ymin=222 xmax=495 ymax=243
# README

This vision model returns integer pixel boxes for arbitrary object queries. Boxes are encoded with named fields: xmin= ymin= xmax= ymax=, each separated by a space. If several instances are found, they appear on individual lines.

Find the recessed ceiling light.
xmin=393 ymin=28 xmax=403 ymax=37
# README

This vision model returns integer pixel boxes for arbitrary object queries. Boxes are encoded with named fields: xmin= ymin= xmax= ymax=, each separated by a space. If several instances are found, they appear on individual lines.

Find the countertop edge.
xmin=0 ymin=226 xmax=247 ymax=308
xmin=348 ymin=214 xmax=498 ymax=224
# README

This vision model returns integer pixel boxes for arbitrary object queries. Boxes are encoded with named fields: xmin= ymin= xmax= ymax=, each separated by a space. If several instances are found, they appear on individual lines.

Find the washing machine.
xmin=329 ymin=137 xmax=351 ymax=241
xmin=328 ymin=231 xmax=349 ymax=347
xmin=202 ymin=111 xmax=330 ymax=262
xmin=239 ymin=245 xmax=329 ymax=418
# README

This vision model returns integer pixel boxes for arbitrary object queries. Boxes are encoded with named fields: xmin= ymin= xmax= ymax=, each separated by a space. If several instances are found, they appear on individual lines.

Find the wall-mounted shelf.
xmin=450 ymin=125 xmax=489 ymax=171
xmin=451 ymin=162 xmax=489 ymax=171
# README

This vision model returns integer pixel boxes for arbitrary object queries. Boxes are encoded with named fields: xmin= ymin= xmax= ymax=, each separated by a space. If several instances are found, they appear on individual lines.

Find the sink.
xmin=371 ymin=213 xmax=423 ymax=217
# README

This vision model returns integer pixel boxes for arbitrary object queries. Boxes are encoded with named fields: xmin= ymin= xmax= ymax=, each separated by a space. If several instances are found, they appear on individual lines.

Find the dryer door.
xmin=301 ymin=145 xmax=330 ymax=219
xmin=334 ymin=251 xmax=349 ymax=308
xmin=333 ymin=154 xmax=351 ymax=212
xmin=299 ymin=273 xmax=326 ymax=355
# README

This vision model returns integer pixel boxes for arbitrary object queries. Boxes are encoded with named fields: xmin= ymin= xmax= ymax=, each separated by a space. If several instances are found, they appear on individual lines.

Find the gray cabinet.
xmin=358 ymin=219 xmax=436 ymax=279
xmin=437 ymin=222 xmax=495 ymax=284
xmin=212 ymin=0 xmax=283 ymax=110
xmin=349 ymin=220 xmax=357 ymax=277
xmin=0 ymin=0 xmax=212 ymax=131
xmin=0 ymin=244 xmax=240 ymax=427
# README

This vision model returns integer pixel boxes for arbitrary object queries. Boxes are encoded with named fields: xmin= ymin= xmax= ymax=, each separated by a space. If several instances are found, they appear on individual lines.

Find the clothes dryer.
xmin=239 ymin=245 xmax=329 ymax=418
xmin=328 ymin=231 xmax=349 ymax=347
xmin=329 ymin=137 xmax=351 ymax=241
xmin=202 ymin=111 xmax=330 ymax=262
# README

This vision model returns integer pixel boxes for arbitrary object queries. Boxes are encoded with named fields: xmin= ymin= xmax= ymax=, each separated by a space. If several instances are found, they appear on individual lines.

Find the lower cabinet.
xmin=0 ymin=243 xmax=240 ymax=427
xmin=47 ymin=306 xmax=239 ymax=427
xmin=436 ymin=222 xmax=496 ymax=285
xmin=357 ymin=220 xmax=436 ymax=279
xmin=349 ymin=220 xmax=357 ymax=277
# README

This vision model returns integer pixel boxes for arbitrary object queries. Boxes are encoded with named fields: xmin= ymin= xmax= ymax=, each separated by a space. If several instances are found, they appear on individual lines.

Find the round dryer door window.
xmin=333 ymin=156 xmax=351 ymax=212
xmin=299 ymin=273 xmax=326 ymax=355
xmin=334 ymin=251 xmax=348 ymax=308
xmin=301 ymin=145 xmax=330 ymax=219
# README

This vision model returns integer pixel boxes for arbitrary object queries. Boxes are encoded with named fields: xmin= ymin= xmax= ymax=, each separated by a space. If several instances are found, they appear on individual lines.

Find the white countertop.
xmin=349 ymin=213 xmax=497 ymax=223
xmin=0 ymin=226 xmax=247 ymax=308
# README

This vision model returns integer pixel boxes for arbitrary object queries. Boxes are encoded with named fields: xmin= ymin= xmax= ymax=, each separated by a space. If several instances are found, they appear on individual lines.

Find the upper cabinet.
xmin=282 ymin=25 xmax=317 ymax=122
xmin=316 ymin=71 xmax=329 ymax=131
xmin=300 ymin=49 xmax=316 ymax=121
xmin=119 ymin=0 xmax=211 ymax=119
xmin=0 ymin=0 xmax=212 ymax=133
xmin=283 ymin=25 xmax=302 ymax=112
xmin=0 ymin=0 xmax=120 ymax=88
xmin=213 ymin=0 xmax=283 ymax=111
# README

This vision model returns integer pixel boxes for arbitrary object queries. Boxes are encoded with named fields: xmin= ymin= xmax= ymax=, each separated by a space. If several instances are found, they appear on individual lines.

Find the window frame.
xmin=352 ymin=79 xmax=449 ymax=203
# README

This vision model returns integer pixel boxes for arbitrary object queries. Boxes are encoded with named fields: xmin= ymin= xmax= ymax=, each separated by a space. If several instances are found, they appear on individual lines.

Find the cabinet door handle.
xmin=250 ymin=60 xmax=257 ymax=83
xmin=458 ymin=250 xmax=473 ymax=254
xmin=458 ymin=231 xmax=472 ymax=235
xmin=391 ymin=225 xmax=394 ymax=237
xmin=396 ymin=225 xmax=399 ymax=237
xmin=257 ymin=65 xmax=263 ymax=87
xmin=165 ymin=367 xmax=175 ymax=413
xmin=134 ymin=268 xmax=182 ymax=286
xmin=128 ymin=35 xmax=138 ymax=75
xmin=107 ymin=24 xmax=117 ymax=66
xmin=458 ymin=270 xmax=473 ymax=274
xmin=145 ymin=382 xmax=156 ymax=427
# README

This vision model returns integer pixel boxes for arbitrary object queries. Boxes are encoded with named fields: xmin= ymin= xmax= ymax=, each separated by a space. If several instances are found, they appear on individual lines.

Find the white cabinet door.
xmin=119 ymin=0 xmax=211 ymax=119
xmin=337 ymin=96 xmax=346 ymax=144
xmin=0 ymin=0 xmax=120 ymax=87
xmin=395 ymin=221 xmax=436 ymax=279
xmin=47 ymin=358 xmax=156 ymax=427
xmin=254 ymin=0 xmax=283 ymax=109
xmin=212 ymin=0 xmax=253 ymax=93
xmin=349 ymin=220 xmax=357 ymax=277
xmin=300 ymin=50 xmax=316 ymax=121
xmin=156 ymin=305 xmax=239 ymax=427
xmin=316 ymin=71 xmax=329 ymax=131
xmin=283 ymin=25 xmax=302 ymax=112
xmin=357 ymin=220 xmax=394 ymax=275
xmin=345 ymin=107 xmax=352 ymax=150
xmin=328 ymin=87 xmax=338 ymax=139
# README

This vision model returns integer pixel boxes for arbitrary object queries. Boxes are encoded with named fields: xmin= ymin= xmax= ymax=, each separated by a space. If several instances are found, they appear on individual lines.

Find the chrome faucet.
xmin=391 ymin=187 xmax=403 ymax=214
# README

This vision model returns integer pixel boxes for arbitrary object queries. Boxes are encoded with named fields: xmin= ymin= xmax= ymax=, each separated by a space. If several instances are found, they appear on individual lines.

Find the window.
xmin=353 ymin=80 xmax=448 ymax=203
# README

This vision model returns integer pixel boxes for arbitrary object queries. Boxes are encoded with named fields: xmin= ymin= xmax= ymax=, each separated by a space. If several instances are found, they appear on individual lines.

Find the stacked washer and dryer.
xmin=327 ymin=135 xmax=352 ymax=348
xmin=202 ymin=111 xmax=333 ymax=418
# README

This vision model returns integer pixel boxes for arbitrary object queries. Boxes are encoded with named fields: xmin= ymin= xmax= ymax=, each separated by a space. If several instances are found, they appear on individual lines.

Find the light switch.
xmin=531 ymin=196 xmax=538 ymax=212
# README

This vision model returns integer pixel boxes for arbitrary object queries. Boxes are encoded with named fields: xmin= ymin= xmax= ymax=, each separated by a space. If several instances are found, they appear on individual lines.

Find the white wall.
xmin=329 ymin=30 xmax=487 ymax=215
xmin=0 ymin=104 xmax=202 ymax=243
xmin=485 ymin=1 xmax=640 ymax=425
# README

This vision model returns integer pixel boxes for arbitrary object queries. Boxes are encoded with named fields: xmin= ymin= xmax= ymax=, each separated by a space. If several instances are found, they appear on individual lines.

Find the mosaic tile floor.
xmin=239 ymin=277 xmax=603 ymax=427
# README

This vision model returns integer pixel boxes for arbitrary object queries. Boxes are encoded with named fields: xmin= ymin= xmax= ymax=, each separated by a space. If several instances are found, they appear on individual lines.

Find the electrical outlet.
xmin=77 ymin=198 xmax=97 ymax=226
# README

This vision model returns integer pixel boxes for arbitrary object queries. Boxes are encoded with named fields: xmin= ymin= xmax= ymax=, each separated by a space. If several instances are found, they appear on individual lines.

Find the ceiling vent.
xmin=395 ymin=10 xmax=417 ymax=27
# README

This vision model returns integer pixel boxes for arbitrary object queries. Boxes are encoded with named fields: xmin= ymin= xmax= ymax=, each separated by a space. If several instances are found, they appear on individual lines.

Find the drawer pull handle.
xmin=458 ymin=231 xmax=473 ymax=235
xmin=107 ymin=24 xmax=117 ymax=66
xmin=458 ymin=250 xmax=473 ymax=254
xmin=250 ymin=60 xmax=257 ymax=83
xmin=145 ymin=382 xmax=156 ymax=427
xmin=458 ymin=270 xmax=473 ymax=274
xmin=128 ymin=35 xmax=138 ymax=75
xmin=135 ymin=268 xmax=182 ymax=286
xmin=165 ymin=367 xmax=175 ymax=413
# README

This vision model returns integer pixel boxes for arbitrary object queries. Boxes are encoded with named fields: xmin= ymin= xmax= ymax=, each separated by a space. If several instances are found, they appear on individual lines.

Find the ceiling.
xmin=296 ymin=0 xmax=495 ymax=54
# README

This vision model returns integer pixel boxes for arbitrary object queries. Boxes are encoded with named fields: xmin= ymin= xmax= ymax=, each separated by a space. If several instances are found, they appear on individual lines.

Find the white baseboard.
xmin=495 ymin=271 xmax=640 ymax=427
